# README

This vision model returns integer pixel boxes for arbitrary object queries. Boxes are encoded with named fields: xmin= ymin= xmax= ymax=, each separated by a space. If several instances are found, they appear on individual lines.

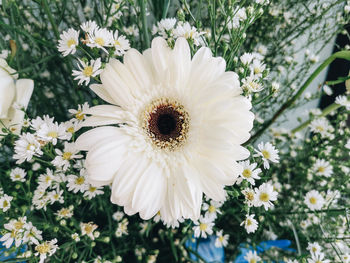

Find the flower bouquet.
xmin=0 ymin=0 xmax=349 ymax=262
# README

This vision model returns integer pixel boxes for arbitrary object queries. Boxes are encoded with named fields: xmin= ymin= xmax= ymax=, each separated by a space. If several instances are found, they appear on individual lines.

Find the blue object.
xmin=0 ymin=237 xmax=27 ymax=263
xmin=234 ymin=240 xmax=296 ymax=263
xmin=185 ymin=235 xmax=225 ymax=263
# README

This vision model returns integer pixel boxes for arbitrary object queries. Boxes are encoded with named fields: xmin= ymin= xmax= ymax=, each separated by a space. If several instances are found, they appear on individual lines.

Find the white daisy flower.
xmin=237 ymin=161 xmax=261 ymax=185
xmin=240 ymin=214 xmax=258 ymax=234
xmin=57 ymin=28 xmax=79 ymax=56
xmin=0 ymin=217 xmax=27 ymax=248
xmin=309 ymin=117 xmax=334 ymax=139
xmin=242 ymin=188 xmax=256 ymax=207
xmin=63 ymin=119 xmax=82 ymax=136
xmin=36 ymin=122 xmax=69 ymax=145
xmin=244 ymin=250 xmax=261 ymax=263
xmin=83 ymin=185 xmax=104 ymax=199
xmin=253 ymin=182 xmax=278 ymax=210
xmin=307 ymin=252 xmax=330 ymax=263
xmin=112 ymin=31 xmax=130 ymax=56
xmin=307 ymin=242 xmax=322 ymax=254
xmin=193 ymin=215 xmax=214 ymax=238
xmin=250 ymin=59 xmax=266 ymax=77
xmin=335 ymin=95 xmax=350 ymax=110
xmin=71 ymin=233 xmax=80 ymax=242
xmin=80 ymin=222 xmax=98 ymax=240
xmin=0 ymin=194 xmax=13 ymax=212
xmin=152 ymin=18 xmax=177 ymax=37
xmin=312 ymin=159 xmax=333 ymax=177
xmin=34 ymin=239 xmax=58 ymax=263
xmin=66 ymin=169 xmax=89 ymax=193
xmin=87 ymin=28 xmax=113 ymax=52
xmin=304 ymin=190 xmax=325 ymax=211
xmin=68 ymin=102 xmax=90 ymax=122
xmin=345 ymin=139 xmax=350 ymax=150
xmin=254 ymin=142 xmax=279 ymax=169
xmin=13 ymin=133 xmax=43 ymax=164
xmin=9 ymin=167 xmax=27 ymax=182
xmin=75 ymin=37 xmax=254 ymax=224
xmin=215 ymin=230 xmax=229 ymax=247
xmin=52 ymin=142 xmax=83 ymax=171
xmin=112 ymin=211 xmax=124 ymax=221
xmin=48 ymin=189 xmax=64 ymax=204
xmin=38 ymin=168 xmax=56 ymax=189
xmin=341 ymin=254 xmax=350 ymax=263
xmin=30 ymin=115 xmax=54 ymax=131
xmin=80 ymin=20 xmax=99 ymax=34
xmin=242 ymin=75 xmax=263 ymax=93
xmin=240 ymin=53 xmax=254 ymax=65
xmin=72 ymin=58 xmax=103 ymax=86
xmin=202 ymin=200 xmax=223 ymax=220
xmin=23 ymin=222 xmax=42 ymax=245
xmin=55 ymin=206 xmax=74 ymax=219
xmin=173 ymin=22 xmax=205 ymax=46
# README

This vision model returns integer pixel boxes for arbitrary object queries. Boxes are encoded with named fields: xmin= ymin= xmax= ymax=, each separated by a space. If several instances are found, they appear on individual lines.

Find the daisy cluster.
xmin=58 ymin=20 xmax=130 ymax=86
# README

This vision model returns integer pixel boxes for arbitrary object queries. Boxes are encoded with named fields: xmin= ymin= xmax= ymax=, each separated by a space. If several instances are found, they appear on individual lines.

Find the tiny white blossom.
xmin=215 ymin=230 xmax=229 ymax=247
xmin=304 ymin=190 xmax=325 ymax=211
xmin=240 ymin=214 xmax=258 ymax=233
xmin=237 ymin=161 xmax=261 ymax=185
xmin=13 ymin=133 xmax=43 ymax=164
xmin=58 ymin=28 xmax=79 ymax=56
xmin=244 ymin=250 xmax=261 ymax=263
xmin=0 ymin=194 xmax=13 ymax=212
xmin=193 ymin=216 xmax=214 ymax=238
xmin=335 ymin=95 xmax=350 ymax=110
xmin=254 ymin=142 xmax=279 ymax=169
xmin=253 ymin=183 xmax=278 ymax=210
xmin=72 ymin=58 xmax=103 ymax=86
xmin=10 ymin=167 xmax=27 ymax=182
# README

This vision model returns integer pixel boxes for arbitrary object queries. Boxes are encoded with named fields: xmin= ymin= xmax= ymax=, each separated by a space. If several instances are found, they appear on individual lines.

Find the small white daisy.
xmin=80 ymin=20 xmax=99 ymax=34
xmin=304 ymin=190 xmax=325 ymax=211
xmin=254 ymin=142 xmax=279 ymax=169
xmin=36 ymin=122 xmax=69 ymax=145
xmin=152 ymin=18 xmax=177 ymax=37
xmin=72 ymin=58 xmax=103 ymax=86
xmin=87 ymin=28 xmax=113 ymax=52
xmin=112 ymin=31 xmax=130 ymax=56
xmin=307 ymin=252 xmax=330 ymax=263
xmin=13 ymin=133 xmax=43 ymax=164
xmin=52 ymin=142 xmax=83 ymax=171
xmin=307 ymin=242 xmax=322 ymax=255
xmin=80 ymin=222 xmax=98 ymax=240
xmin=68 ymin=102 xmax=90 ymax=122
xmin=112 ymin=211 xmax=124 ymax=221
xmin=34 ymin=239 xmax=59 ymax=263
xmin=345 ymin=139 xmax=350 ymax=150
xmin=58 ymin=28 xmax=79 ymax=56
xmin=202 ymin=200 xmax=223 ymax=220
xmin=66 ymin=169 xmax=89 ymax=193
xmin=312 ymin=159 xmax=333 ymax=177
xmin=0 ymin=194 xmax=13 ymax=212
xmin=253 ymin=182 xmax=278 ymax=210
xmin=9 ymin=167 xmax=27 ymax=182
xmin=215 ymin=230 xmax=229 ymax=247
xmin=173 ymin=22 xmax=205 ymax=46
xmin=237 ymin=161 xmax=261 ymax=185
xmin=335 ymin=95 xmax=350 ymax=110
xmin=240 ymin=214 xmax=258 ymax=233
xmin=242 ymin=75 xmax=264 ymax=93
xmin=240 ymin=53 xmax=254 ymax=65
xmin=83 ymin=185 xmax=104 ymax=199
xmin=244 ymin=250 xmax=261 ymax=263
xmin=193 ymin=215 xmax=214 ymax=238
xmin=242 ymin=188 xmax=256 ymax=207
xmin=55 ymin=206 xmax=74 ymax=219
xmin=309 ymin=117 xmax=334 ymax=139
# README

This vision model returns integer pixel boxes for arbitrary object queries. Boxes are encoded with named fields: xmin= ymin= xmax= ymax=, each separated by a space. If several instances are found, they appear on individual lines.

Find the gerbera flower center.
xmin=142 ymin=98 xmax=189 ymax=150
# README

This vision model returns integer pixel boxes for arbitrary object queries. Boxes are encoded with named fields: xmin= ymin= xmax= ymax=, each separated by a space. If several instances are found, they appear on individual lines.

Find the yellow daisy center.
xmin=63 ymin=152 xmax=72 ymax=160
xmin=199 ymin=223 xmax=207 ymax=231
xmin=208 ymin=205 xmax=216 ymax=213
xmin=84 ymin=224 xmax=94 ymax=234
xmin=3 ymin=200 xmax=9 ymax=208
xmin=26 ymin=143 xmax=35 ymax=151
xmin=67 ymin=126 xmax=75 ymax=133
xmin=35 ymin=242 xmax=50 ymax=254
xmin=246 ymin=192 xmax=254 ymax=201
xmin=316 ymin=125 xmax=324 ymax=132
xmin=14 ymin=221 xmax=24 ymax=230
xmin=67 ymin=38 xmax=76 ymax=48
xmin=246 ymin=219 xmax=252 ymax=226
xmin=83 ymin=66 xmax=93 ymax=77
xmin=250 ymin=260 xmax=257 ymax=263
xmin=95 ymin=37 xmax=105 ymax=46
xmin=262 ymin=150 xmax=270 ymax=159
xmin=47 ymin=131 xmax=58 ymax=138
xmin=75 ymin=111 xmax=85 ymax=120
xmin=259 ymin=192 xmax=269 ymax=202
xmin=243 ymin=169 xmax=252 ymax=178
xmin=309 ymin=197 xmax=317 ymax=204
xmin=115 ymin=40 xmax=121 ymax=46
xmin=75 ymin=177 xmax=85 ymax=185
xmin=318 ymin=166 xmax=325 ymax=173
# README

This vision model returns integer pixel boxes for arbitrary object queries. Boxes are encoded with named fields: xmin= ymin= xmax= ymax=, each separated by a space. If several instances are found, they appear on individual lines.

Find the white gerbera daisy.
xmin=312 ymin=159 xmax=333 ymax=177
xmin=57 ymin=28 xmax=79 ymax=56
xmin=254 ymin=142 xmax=279 ymax=169
xmin=304 ymin=190 xmax=325 ymax=211
xmin=9 ymin=167 xmax=27 ymax=182
xmin=75 ymin=37 xmax=254 ymax=223
xmin=72 ymin=58 xmax=103 ymax=86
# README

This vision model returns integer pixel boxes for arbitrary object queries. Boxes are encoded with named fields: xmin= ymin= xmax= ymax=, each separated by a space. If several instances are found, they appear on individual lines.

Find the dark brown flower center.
xmin=142 ymin=98 xmax=189 ymax=150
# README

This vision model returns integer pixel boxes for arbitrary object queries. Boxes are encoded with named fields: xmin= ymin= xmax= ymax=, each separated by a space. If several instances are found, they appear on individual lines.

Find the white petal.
xmin=89 ymin=84 xmax=116 ymax=105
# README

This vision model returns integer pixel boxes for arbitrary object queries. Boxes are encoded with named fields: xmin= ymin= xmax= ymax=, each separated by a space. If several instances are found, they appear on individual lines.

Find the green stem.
xmin=138 ymin=0 xmax=150 ymax=48
xmin=42 ymin=0 xmax=60 ymax=40
xmin=248 ymin=51 xmax=350 ymax=143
